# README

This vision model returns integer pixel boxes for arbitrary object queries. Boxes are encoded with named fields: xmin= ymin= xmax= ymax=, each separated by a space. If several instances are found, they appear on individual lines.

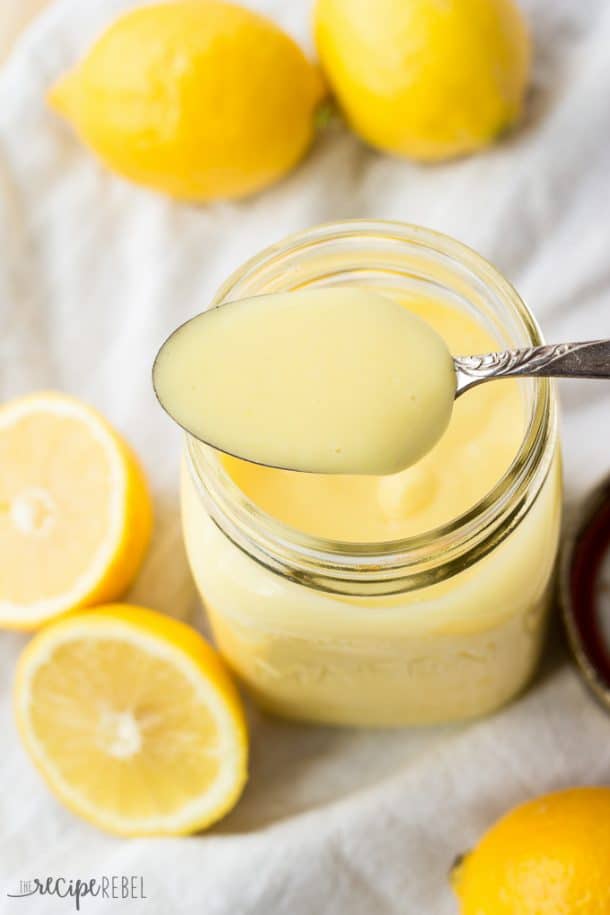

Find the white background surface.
xmin=0 ymin=0 xmax=49 ymax=61
xmin=2 ymin=1 xmax=610 ymax=912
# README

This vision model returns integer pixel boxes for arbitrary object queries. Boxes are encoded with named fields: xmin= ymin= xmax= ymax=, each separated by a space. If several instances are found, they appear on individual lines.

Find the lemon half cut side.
xmin=15 ymin=605 xmax=248 ymax=836
xmin=0 ymin=392 xmax=152 ymax=629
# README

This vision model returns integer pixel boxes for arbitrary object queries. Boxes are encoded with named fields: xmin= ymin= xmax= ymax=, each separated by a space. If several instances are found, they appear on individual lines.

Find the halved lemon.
xmin=0 ymin=392 xmax=152 ymax=629
xmin=15 ymin=605 xmax=248 ymax=836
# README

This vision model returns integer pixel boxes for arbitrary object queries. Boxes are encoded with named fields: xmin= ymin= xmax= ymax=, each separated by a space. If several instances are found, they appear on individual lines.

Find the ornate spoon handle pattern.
xmin=454 ymin=340 xmax=610 ymax=398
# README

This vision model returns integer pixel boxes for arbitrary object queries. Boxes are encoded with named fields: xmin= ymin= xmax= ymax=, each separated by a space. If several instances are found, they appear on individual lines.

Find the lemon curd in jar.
xmin=180 ymin=222 xmax=562 ymax=727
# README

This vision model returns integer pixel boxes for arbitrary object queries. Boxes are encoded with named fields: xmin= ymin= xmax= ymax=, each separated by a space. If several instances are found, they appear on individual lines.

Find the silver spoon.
xmin=454 ymin=340 xmax=610 ymax=397
xmin=153 ymin=308 xmax=610 ymax=476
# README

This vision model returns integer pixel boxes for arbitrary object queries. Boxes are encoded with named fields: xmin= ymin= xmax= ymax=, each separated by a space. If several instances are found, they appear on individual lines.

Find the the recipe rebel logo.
xmin=6 ymin=875 xmax=147 ymax=910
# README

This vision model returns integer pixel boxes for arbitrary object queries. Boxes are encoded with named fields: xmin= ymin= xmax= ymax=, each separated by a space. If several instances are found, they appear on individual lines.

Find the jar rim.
xmin=186 ymin=220 xmax=556 ymax=595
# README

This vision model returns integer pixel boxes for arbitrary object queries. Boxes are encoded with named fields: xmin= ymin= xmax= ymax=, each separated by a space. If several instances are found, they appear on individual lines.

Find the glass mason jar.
xmin=181 ymin=220 xmax=562 ymax=727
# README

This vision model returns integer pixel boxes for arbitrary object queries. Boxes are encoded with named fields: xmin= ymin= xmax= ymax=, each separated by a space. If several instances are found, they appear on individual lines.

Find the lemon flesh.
xmin=453 ymin=786 xmax=610 ymax=914
xmin=15 ymin=605 xmax=248 ymax=836
xmin=49 ymin=1 xmax=325 ymax=201
xmin=0 ymin=392 xmax=152 ymax=629
xmin=314 ymin=0 xmax=531 ymax=161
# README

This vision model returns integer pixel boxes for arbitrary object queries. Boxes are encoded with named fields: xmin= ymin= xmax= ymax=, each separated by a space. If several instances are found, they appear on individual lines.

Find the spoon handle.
xmin=454 ymin=340 xmax=610 ymax=397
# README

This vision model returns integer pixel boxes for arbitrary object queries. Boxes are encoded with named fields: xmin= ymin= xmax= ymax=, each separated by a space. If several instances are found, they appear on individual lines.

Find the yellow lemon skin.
xmin=314 ymin=0 xmax=531 ymax=161
xmin=49 ymin=1 xmax=326 ymax=201
xmin=452 ymin=787 xmax=610 ymax=915
xmin=15 ymin=605 xmax=249 ymax=836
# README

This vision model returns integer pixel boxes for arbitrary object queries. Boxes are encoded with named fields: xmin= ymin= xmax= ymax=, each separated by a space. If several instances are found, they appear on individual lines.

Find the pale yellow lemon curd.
xmin=154 ymin=288 xmax=456 ymax=476
xmin=224 ymin=294 xmax=523 ymax=541
xmin=180 ymin=288 xmax=562 ymax=726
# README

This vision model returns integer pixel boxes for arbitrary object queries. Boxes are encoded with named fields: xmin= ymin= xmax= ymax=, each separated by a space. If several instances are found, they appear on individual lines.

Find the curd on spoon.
xmin=153 ymin=288 xmax=456 ymax=475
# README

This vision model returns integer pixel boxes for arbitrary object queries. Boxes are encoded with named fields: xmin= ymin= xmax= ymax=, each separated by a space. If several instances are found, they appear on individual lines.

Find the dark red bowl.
xmin=561 ymin=475 xmax=610 ymax=710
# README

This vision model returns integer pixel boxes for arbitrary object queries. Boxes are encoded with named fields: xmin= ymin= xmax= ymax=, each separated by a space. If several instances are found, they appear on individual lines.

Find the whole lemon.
xmin=452 ymin=786 xmax=610 ymax=914
xmin=49 ymin=1 xmax=326 ymax=201
xmin=314 ymin=0 xmax=530 ymax=161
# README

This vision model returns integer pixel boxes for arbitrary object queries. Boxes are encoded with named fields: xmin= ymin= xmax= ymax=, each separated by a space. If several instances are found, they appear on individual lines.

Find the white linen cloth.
xmin=1 ymin=1 xmax=610 ymax=911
